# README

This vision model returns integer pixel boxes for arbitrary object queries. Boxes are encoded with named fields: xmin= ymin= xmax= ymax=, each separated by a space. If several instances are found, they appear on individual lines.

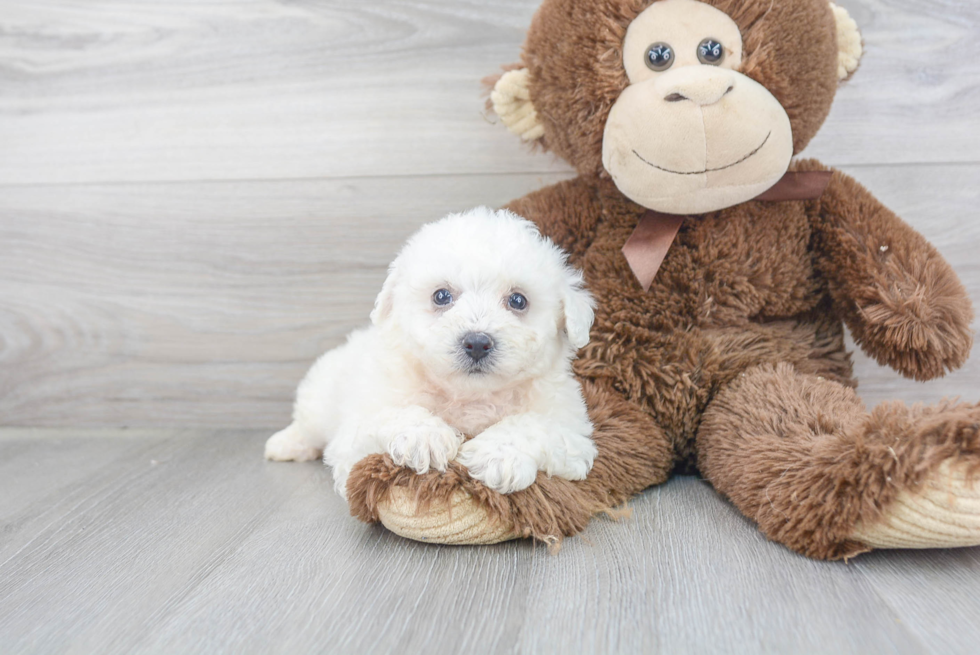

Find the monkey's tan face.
xmin=602 ymin=0 xmax=794 ymax=215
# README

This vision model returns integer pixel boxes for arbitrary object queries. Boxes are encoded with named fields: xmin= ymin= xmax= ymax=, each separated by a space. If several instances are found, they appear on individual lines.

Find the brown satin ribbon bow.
xmin=621 ymin=171 xmax=833 ymax=291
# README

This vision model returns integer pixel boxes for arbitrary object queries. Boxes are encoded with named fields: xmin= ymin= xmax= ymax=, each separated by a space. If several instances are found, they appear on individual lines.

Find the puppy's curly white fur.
xmin=265 ymin=207 xmax=597 ymax=496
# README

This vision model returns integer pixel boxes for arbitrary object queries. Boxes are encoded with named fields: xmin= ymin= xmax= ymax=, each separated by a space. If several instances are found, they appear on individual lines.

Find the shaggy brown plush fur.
xmin=346 ymin=0 xmax=976 ymax=559
xmin=802 ymin=160 xmax=975 ymax=380
xmin=698 ymin=363 xmax=980 ymax=560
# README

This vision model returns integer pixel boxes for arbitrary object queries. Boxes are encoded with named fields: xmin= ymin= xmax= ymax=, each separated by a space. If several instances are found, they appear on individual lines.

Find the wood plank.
xmin=1 ymin=164 xmax=978 ymax=428
xmin=582 ymin=477 xmax=920 ymax=655
xmin=4 ymin=429 xmax=965 ymax=654
xmin=0 ymin=0 xmax=978 ymax=186
xmin=0 ymin=429 xmax=326 ymax=653
xmin=0 ymin=428 xmax=182 ymax=534
xmin=137 ymin=477 xmax=923 ymax=654
xmin=855 ymin=548 xmax=980 ymax=654
xmin=0 ymin=173 xmax=570 ymax=427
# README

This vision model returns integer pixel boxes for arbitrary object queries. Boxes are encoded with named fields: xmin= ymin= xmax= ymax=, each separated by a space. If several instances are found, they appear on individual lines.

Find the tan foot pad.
xmin=376 ymin=487 xmax=520 ymax=545
xmin=851 ymin=461 xmax=980 ymax=549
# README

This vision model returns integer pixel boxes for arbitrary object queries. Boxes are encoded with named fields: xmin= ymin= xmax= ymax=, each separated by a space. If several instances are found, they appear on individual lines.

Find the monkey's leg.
xmin=696 ymin=362 xmax=980 ymax=560
xmin=346 ymin=378 xmax=675 ymax=546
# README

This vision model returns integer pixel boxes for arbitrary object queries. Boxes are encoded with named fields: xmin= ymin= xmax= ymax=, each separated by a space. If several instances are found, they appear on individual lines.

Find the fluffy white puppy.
xmin=265 ymin=207 xmax=597 ymax=497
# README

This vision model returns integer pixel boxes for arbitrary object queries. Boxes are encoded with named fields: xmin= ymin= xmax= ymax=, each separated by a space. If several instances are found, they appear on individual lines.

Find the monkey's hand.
xmin=806 ymin=162 xmax=973 ymax=381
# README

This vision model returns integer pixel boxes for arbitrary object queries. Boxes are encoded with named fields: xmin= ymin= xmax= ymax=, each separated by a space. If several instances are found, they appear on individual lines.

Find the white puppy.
xmin=265 ymin=207 xmax=597 ymax=497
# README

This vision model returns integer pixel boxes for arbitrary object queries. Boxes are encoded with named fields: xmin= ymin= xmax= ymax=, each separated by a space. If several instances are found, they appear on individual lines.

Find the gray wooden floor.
xmin=2 ymin=1 xmax=980 ymax=653
xmin=1 ymin=428 xmax=979 ymax=655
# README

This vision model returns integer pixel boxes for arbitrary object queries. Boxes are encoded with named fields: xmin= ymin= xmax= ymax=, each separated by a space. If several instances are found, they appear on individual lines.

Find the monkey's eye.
xmin=507 ymin=292 xmax=528 ymax=311
xmin=432 ymin=289 xmax=454 ymax=306
xmin=697 ymin=38 xmax=725 ymax=65
xmin=644 ymin=43 xmax=674 ymax=72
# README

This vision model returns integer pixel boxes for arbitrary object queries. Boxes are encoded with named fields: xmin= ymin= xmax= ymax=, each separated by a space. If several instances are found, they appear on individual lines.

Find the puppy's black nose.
xmin=462 ymin=332 xmax=494 ymax=362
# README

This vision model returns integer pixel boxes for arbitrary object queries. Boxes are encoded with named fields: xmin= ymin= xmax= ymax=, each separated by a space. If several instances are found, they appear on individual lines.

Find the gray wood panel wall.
xmin=2 ymin=0 xmax=979 ymax=428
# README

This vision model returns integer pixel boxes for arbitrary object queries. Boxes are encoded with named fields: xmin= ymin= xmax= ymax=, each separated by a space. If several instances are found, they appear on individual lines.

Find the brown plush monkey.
xmin=347 ymin=0 xmax=980 ymax=559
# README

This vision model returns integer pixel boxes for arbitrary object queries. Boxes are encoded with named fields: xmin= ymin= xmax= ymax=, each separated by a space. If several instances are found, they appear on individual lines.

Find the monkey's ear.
xmin=831 ymin=3 xmax=863 ymax=81
xmin=490 ymin=68 xmax=545 ymax=142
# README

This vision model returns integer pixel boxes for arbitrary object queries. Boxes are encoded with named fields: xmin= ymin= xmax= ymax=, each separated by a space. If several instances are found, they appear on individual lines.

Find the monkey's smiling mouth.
xmin=632 ymin=131 xmax=771 ymax=175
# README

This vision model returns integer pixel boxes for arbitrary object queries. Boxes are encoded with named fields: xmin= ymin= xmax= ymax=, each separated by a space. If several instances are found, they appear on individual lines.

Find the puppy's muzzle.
xmin=462 ymin=332 xmax=494 ymax=362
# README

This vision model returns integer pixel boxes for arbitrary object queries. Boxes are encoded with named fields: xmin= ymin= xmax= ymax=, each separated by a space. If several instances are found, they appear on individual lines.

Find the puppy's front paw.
xmin=556 ymin=450 xmax=594 ymax=481
xmin=550 ymin=439 xmax=597 ymax=482
xmin=386 ymin=419 xmax=462 ymax=475
xmin=456 ymin=438 xmax=539 ymax=494
xmin=265 ymin=424 xmax=323 ymax=462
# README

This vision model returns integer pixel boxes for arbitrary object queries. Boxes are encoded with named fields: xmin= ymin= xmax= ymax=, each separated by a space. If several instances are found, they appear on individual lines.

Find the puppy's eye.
xmin=645 ymin=43 xmax=674 ymax=72
xmin=432 ymin=289 xmax=453 ymax=306
xmin=697 ymin=38 xmax=725 ymax=65
xmin=507 ymin=292 xmax=528 ymax=311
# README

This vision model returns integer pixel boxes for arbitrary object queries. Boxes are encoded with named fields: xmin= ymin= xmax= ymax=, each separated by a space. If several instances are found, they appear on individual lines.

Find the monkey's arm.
xmin=805 ymin=161 xmax=973 ymax=381
xmin=503 ymin=175 xmax=603 ymax=263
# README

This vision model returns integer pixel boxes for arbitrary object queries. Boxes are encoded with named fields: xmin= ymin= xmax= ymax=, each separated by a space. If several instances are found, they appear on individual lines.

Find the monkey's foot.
xmin=347 ymin=454 xmax=604 ymax=548
xmin=377 ymin=487 xmax=519 ymax=545
xmin=851 ymin=460 xmax=980 ymax=549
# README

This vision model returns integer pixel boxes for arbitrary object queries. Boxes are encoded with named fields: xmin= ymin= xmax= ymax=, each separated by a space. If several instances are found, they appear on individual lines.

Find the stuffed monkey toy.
xmin=347 ymin=0 xmax=980 ymax=559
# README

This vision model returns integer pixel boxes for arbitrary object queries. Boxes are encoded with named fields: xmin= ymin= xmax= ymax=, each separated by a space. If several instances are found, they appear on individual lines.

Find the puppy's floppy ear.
xmin=561 ymin=267 xmax=595 ymax=350
xmin=370 ymin=265 xmax=398 ymax=326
